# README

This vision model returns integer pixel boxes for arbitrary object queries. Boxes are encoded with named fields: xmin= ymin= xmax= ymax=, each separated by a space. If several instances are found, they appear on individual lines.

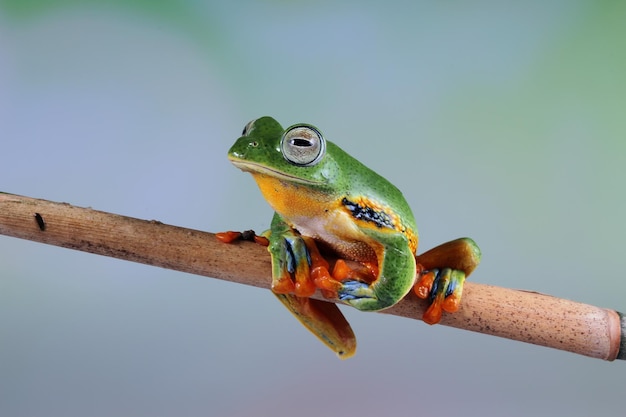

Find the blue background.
xmin=1 ymin=1 xmax=625 ymax=416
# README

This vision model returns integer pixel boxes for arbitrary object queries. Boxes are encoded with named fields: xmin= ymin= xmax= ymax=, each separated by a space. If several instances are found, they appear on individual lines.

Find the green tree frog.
xmin=221 ymin=116 xmax=481 ymax=358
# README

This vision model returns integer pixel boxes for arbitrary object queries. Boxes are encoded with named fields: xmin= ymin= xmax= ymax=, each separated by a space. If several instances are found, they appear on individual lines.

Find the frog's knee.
xmin=458 ymin=237 xmax=481 ymax=276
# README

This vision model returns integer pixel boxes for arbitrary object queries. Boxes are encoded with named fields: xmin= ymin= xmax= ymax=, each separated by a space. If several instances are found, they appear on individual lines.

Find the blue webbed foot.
xmin=338 ymin=280 xmax=375 ymax=301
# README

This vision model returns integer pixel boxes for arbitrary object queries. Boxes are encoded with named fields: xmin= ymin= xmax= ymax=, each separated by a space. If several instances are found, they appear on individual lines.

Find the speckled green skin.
xmin=228 ymin=116 xmax=419 ymax=311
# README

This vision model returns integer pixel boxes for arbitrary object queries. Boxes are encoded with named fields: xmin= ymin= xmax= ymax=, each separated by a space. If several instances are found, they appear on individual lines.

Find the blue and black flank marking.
xmin=342 ymin=197 xmax=394 ymax=229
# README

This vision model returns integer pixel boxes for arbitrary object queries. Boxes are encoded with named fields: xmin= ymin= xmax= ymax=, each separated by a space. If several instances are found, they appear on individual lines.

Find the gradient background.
xmin=1 ymin=1 xmax=625 ymax=416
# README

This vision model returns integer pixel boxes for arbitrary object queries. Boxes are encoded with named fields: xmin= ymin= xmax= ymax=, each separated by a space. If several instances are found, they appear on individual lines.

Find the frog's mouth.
xmin=229 ymin=158 xmax=321 ymax=185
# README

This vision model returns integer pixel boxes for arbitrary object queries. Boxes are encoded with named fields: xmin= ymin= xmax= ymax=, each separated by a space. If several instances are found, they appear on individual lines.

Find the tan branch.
xmin=0 ymin=192 xmax=624 ymax=361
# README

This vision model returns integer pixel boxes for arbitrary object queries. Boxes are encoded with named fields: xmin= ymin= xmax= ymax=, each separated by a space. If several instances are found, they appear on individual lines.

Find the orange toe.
xmin=442 ymin=295 xmax=461 ymax=313
xmin=272 ymin=275 xmax=296 ymax=294
xmin=312 ymin=266 xmax=341 ymax=299
xmin=414 ymin=271 xmax=436 ymax=299
xmin=253 ymin=235 xmax=269 ymax=246
xmin=332 ymin=259 xmax=353 ymax=280
xmin=295 ymin=276 xmax=317 ymax=297
xmin=215 ymin=231 xmax=242 ymax=243
xmin=422 ymin=299 xmax=443 ymax=325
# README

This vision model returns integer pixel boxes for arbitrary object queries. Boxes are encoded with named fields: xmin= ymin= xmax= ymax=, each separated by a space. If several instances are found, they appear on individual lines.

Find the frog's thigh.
xmin=416 ymin=237 xmax=481 ymax=276
xmin=340 ymin=230 xmax=416 ymax=311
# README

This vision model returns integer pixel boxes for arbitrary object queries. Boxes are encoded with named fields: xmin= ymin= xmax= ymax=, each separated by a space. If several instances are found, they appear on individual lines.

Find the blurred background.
xmin=1 ymin=1 xmax=625 ymax=416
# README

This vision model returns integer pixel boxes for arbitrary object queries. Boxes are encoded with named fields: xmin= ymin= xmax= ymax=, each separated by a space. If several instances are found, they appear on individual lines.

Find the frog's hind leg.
xmin=334 ymin=231 xmax=418 ymax=312
xmin=414 ymin=238 xmax=481 ymax=324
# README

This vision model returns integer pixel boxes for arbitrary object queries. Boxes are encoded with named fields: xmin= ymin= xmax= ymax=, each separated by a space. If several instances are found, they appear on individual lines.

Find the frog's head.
xmin=228 ymin=116 xmax=340 ymax=187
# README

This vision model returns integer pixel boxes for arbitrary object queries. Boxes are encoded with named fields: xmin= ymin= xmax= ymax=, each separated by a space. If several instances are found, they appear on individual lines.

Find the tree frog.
xmin=222 ymin=116 xmax=481 ymax=358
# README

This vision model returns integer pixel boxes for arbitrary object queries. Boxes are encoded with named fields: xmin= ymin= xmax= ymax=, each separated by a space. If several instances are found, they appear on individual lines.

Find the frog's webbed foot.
xmin=414 ymin=238 xmax=481 ymax=325
xmin=269 ymin=227 xmax=350 ymax=298
xmin=269 ymin=227 xmax=370 ymax=299
xmin=414 ymin=268 xmax=466 ymax=324
xmin=312 ymin=258 xmax=378 ymax=301
xmin=274 ymin=293 xmax=356 ymax=359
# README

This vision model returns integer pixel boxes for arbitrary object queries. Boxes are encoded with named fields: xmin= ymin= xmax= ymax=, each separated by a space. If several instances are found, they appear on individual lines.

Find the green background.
xmin=1 ymin=1 xmax=625 ymax=416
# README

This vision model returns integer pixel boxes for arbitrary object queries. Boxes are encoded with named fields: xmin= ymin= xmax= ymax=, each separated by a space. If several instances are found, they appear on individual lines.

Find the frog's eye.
xmin=281 ymin=124 xmax=326 ymax=166
xmin=242 ymin=119 xmax=256 ymax=136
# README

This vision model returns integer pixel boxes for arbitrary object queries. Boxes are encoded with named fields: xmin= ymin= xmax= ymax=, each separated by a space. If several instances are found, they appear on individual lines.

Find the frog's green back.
xmin=325 ymin=140 xmax=418 ymax=237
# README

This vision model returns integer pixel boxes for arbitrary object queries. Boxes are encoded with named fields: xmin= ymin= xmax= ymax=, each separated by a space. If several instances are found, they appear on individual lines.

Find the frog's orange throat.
xmin=251 ymin=173 xmax=333 ymax=219
xmin=250 ymin=172 xmax=418 ymax=255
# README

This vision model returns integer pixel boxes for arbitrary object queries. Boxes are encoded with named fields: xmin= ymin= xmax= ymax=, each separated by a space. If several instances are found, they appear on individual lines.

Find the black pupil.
xmin=292 ymin=138 xmax=312 ymax=147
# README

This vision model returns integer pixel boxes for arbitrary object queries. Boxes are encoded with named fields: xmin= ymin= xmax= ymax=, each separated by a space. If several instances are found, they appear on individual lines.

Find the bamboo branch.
xmin=1 ymin=192 xmax=624 ymax=361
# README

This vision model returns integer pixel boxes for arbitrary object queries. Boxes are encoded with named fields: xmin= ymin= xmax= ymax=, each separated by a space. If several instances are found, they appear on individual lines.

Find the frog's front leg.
xmin=414 ymin=238 xmax=481 ymax=324
xmin=268 ymin=213 xmax=356 ymax=358
xmin=268 ymin=213 xmax=325 ymax=297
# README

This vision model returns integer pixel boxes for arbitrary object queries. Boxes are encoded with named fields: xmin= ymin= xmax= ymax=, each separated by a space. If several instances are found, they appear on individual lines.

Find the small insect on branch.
xmin=34 ymin=212 xmax=46 ymax=231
